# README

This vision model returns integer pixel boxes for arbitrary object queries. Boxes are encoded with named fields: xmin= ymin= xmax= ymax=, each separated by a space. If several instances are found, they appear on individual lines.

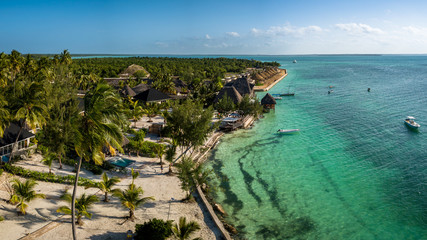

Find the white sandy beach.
xmin=0 ymin=116 xmax=219 ymax=240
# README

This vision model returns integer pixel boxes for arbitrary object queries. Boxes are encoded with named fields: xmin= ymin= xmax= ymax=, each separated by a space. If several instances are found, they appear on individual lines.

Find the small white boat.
xmin=404 ymin=116 xmax=420 ymax=129
xmin=293 ymin=60 xmax=297 ymax=63
xmin=277 ymin=129 xmax=299 ymax=133
xmin=274 ymin=96 xmax=282 ymax=100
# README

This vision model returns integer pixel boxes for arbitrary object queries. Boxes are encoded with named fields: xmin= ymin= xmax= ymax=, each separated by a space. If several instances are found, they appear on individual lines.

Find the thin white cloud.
xmin=251 ymin=24 xmax=322 ymax=37
xmin=335 ymin=23 xmax=384 ymax=35
xmin=155 ymin=42 xmax=168 ymax=48
xmin=226 ymin=32 xmax=240 ymax=37
xmin=251 ymin=28 xmax=260 ymax=34
xmin=203 ymin=42 xmax=230 ymax=48
xmin=402 ymin=26 xmax=427 ymax=36
xmin=205 ymin=34 xmax=211 ymax=39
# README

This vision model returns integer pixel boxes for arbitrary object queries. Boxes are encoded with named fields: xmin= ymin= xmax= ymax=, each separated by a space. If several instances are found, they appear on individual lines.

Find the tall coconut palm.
xmin=59 ymin=50 xmax=72 ymax=66
xmin=98 ymin=172 xmax=120 ymax=202
xmin=57 ymin=191 xmax=99 ymax=225
xmin=171 ymin=217 xmax=201 ymax=240
xmin=9 ymin=81 xmax=47 ymax=160
xmin=8 ymin=50 xmax=24 ymax=97
xmin=0 ymin=95 xmax=9 ymax=138
xmin=113 ymin=184 xmax=154 ymax=221
xmin=10 ymin=179 xmax=45 ymax=215
xmin=71 ymin=83 xmax=127 ymax=239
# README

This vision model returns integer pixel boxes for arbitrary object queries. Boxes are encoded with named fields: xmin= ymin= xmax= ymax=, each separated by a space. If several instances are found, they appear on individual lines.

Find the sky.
xmin=1 ymin=0 xmax=427 ymax=54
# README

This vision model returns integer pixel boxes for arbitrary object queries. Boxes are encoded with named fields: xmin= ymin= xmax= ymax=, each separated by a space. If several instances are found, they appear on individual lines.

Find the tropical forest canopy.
xmin=70 ymin=56 xmax=280 ymax=80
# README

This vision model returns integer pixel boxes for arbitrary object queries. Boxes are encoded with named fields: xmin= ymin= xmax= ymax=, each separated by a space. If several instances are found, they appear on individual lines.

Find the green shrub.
xmin=0 ymin=216 xmax=4 ymax=221
xmin=1 ymin=164 xmax=98 ymax=188
xmin=134 ymin=218 xmax=173 ymax=240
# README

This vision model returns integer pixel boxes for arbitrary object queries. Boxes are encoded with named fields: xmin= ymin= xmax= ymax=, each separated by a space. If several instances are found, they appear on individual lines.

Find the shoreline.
xmin=253 ymin=68 xmax=288 ymax=92
xmin=191 ymin=116 xmax=257 ymax=239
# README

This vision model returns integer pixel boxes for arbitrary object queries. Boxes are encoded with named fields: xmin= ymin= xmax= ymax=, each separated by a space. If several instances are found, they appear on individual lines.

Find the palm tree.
xmin=171 ymin=217 xmax=201 ymax=240
xmin=59 ymin=50 xmax=72 ymax=66
xmin=57 ymin=191 xmax=99 ymax=225
xmin=143 ymin=103 xmax=159 ymax=122
xmin=71 ymin=83 xmax=127 ymax=239
xmin=98 ymin=173 xmax=120 ymax=202
xmin=9 ymin=81 xmax=47 ymax=160
xmin=41 ymin=152 xmax=55 ymax=174
xmin=131 ymin=100 xmax=144 ymax=128
xmin=165 ymin=144 xmax=177 ymax=174
xmin=8 ymin=50 xmax=24 ymax=97
xmin=113 ymin=184 xmax=154 ymax=221
xmin=0 ymin=95 xmax=9 ymax=138
xmin=175 ymin=157 xmax=212 ymax=199
xmin=10 ymin=179 xmax=45 ymax=215
xmin=131 ymin=168 xmax=139 ymax=185
xmin=155 ymin=144 xmax=165 ymax=173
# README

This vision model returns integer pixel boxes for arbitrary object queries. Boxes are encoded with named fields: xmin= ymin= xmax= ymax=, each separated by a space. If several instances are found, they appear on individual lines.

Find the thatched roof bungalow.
xmin=132 ymin=83 xmax=150 ymax=95
xmin=261 ymin=93 xmax=277 ymax=110
xmin=213 ymin=86 xmax=243 ymax=105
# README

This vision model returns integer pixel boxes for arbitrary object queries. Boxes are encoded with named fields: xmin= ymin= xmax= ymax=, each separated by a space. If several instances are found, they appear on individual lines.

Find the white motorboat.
xmin=277 ymin=129 xmax=299 ymax=133
xmin=404 ymin=116 xmax=420 ymax=129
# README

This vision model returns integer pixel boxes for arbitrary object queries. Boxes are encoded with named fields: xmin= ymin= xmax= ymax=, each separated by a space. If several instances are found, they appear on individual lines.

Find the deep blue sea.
xmin=205 ymin=55 xmax=427 ymax=239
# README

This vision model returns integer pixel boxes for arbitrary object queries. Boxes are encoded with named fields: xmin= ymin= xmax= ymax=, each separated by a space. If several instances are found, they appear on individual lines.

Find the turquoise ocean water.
xmin=206 ymin=55 xmax=427 ymax=239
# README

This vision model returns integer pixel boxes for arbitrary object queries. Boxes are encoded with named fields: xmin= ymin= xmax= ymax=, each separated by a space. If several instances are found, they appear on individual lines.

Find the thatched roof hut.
xmin=214 ymin=86 xmax=243 ymax=105
xmin=232 ymin=77 xmax=254 ymax=97
xmin=132 ymin=83 xmax=150 ymax=95
xmin=121 ymin=64 xmax=150 ymax=77
xmin=261 ymin=93 xmax=276 ymax=110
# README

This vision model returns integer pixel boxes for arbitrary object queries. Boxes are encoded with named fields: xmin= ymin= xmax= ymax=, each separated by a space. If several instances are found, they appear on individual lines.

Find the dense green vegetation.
xmin=0 ymin=50 xmax=270 ymax=239
xmin=70 ymin=56 xmax=279 ymax=80
xmin=134 ymin=218 xmax=174 ymax=240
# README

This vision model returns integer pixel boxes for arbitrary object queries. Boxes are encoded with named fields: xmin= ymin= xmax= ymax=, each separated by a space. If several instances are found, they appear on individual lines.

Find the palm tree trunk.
xmin=77 ymin=215 xmax=82 ymax=226
xmin=129 ymin=209 xmax=135 ymax=221
xmin=9 ymin=124 xmax=23 ymax=163
xmin=104 ymin=192 xmax=108 ymax=202
xmin=71 ymin=157 xmax=82 ymax=240
xmin=58 ymin=154 xmax=63 ymax=169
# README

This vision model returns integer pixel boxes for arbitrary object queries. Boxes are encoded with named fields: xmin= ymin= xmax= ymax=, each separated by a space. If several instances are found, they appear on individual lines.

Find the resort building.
xmin=0 ymin=122 xmax=35 ymax=162
xmin=213 ymin=86 xmax=243 ymax=105
xmin=133 ymin=88 xmax=171 ymax=103
xmin=261 ymin=93 xmax=277 ymax=110
xmin=214 ymin=76 xmax=254 ymax=104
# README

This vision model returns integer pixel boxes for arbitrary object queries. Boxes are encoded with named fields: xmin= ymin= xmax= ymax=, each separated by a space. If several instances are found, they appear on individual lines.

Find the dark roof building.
xmin=232 ymin=77 xmax=254 ymax=97
xmin=132 ymin=83 xmax=150 ymax=95
xmin=261 ymin=93 xmax=277 ymax=110
xmin=133 ymin=88 xmax=171 ymax=103
xmin=213 ymin=86 xmax=243 ymax=105
xmin=121 ymin=85 xmax=136 ymax=97
xmin=1 ymin=122 xmax=35 ymax=160
xmin=0 ymin=122 xmax=34 ymax=148
xmin=173 ymin=78 xmax=187 ymax=93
